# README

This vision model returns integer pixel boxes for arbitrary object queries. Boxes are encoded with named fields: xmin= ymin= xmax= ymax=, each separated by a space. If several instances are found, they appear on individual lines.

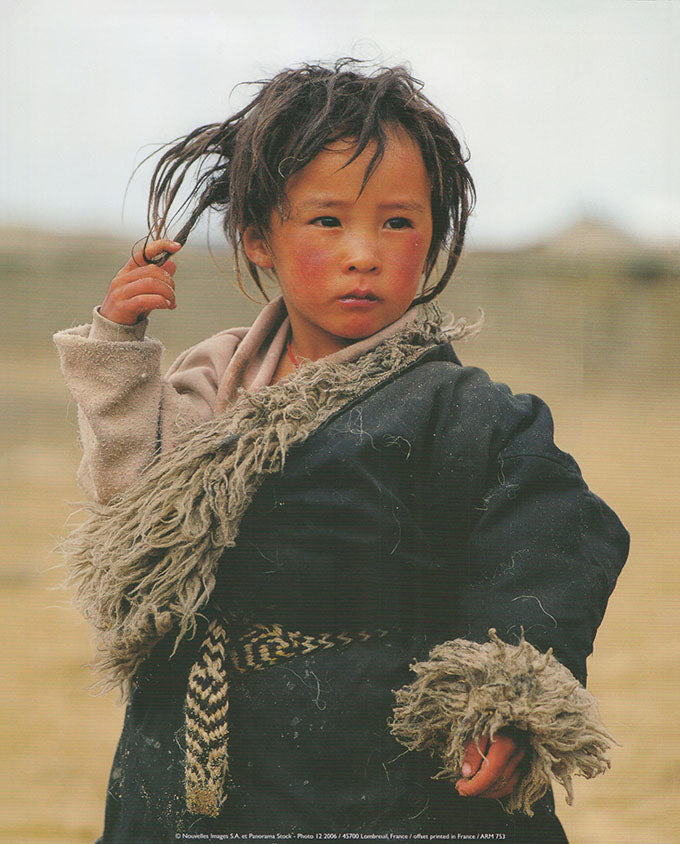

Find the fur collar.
xmin=63 ymin=302 xmax=469 ymax=695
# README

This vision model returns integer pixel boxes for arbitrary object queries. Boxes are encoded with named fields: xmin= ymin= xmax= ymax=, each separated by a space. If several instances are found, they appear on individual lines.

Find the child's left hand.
xmin=455 ymin=727 xmax=528 ymax=800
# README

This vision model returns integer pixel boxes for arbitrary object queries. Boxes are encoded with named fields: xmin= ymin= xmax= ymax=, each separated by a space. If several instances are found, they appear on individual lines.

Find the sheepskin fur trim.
xmin=390 ymin=629 xmax=617 ymax=815
xmin=62 ymin=303 xmax=458 ymax=696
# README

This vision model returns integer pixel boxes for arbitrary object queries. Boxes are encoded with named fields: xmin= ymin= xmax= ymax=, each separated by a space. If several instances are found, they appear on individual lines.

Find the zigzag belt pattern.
xmin=184 ymin=619 xmax=388 ymax=817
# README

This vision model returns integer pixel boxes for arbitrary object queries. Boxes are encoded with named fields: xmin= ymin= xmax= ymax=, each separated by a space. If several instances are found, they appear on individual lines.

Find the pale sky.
xmin=2 ymin=0 xmax=678 ymax=248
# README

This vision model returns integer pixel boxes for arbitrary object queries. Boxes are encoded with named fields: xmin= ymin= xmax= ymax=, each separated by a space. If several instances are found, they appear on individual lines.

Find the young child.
xmin=55 ymin=61 xmax=628 ymax=842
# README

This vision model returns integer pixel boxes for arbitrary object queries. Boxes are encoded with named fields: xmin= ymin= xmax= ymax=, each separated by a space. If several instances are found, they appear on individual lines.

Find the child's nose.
xmin=343 ymin=234 xmax=380 ymax=274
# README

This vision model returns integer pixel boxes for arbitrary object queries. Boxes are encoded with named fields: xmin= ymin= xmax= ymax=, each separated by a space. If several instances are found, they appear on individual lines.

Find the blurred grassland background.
xmin=1 ymin=220 xmax=679 ymax=843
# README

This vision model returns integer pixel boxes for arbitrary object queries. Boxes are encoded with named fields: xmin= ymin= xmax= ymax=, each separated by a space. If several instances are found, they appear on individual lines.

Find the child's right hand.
xmin=455 ymin=727 xmax=528 ymax=801
xmin=99 ymin=238 xmax=182 ymax=325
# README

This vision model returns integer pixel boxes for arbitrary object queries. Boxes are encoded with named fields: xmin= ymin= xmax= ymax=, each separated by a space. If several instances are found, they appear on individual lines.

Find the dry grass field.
xmin=1 ymin=227 xmax=679 ymax=843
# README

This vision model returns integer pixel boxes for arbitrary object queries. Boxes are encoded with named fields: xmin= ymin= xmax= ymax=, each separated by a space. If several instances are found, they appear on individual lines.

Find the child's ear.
xmin=242 ymin=226 xmax=274 ymax=269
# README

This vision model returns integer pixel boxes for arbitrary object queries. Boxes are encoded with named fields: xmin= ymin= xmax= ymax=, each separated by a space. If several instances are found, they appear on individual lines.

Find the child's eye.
xmin=384 ymin=217 xmax=413 ymax=230
xmin=311 ymin=216 xmax=341 ymax=227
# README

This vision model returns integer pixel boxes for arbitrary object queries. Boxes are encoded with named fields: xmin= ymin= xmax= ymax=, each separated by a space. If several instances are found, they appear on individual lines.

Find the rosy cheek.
xmin=290 ymin=253 xmax=327 ymax=290
xmin=298 ymin=248 xmax=328 ymax=274
xmin=395 ymin=232 xmax=429 ymax=273
xmin=281 ymin=239 xmax=331 ymax=293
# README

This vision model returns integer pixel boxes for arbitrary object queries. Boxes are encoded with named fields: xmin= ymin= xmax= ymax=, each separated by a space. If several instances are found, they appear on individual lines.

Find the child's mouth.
xmin=339 ymin=290 xmax=379 ymax=306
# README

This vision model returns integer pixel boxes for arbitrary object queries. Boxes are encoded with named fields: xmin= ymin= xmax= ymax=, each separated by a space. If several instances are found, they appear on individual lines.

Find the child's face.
xmin=243 ymin=129 xmax=433 ymax=359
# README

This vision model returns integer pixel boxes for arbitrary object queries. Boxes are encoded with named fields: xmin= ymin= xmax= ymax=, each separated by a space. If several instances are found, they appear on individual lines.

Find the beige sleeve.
xmin=54 ymin=308 xmax=241 ymax=503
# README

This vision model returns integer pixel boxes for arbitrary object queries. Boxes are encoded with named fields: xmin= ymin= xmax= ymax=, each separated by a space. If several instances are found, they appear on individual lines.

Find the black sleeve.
xmin=427 ymin=368 xmax=629 ymax=686
xmin=391 ymin=368 xmax=629 ymax=814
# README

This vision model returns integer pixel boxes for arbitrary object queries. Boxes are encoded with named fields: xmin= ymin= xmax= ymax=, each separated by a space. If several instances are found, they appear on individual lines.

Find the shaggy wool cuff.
xmin=390 ymin=629 xmax=616 ymax=815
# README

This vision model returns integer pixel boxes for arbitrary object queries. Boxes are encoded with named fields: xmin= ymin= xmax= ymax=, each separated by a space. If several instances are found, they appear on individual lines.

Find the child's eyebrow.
xmin=379 ymin=201 xmax=427 ymax=213
xmin=296 ymin=198 xmax=348 ymax=210
xmin=295 ymin=197 xmax=427 ymax=213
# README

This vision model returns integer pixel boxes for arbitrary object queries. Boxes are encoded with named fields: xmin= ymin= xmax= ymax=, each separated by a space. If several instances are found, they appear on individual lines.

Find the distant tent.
xmin=530 ymin=217 xmax=639 ymax=259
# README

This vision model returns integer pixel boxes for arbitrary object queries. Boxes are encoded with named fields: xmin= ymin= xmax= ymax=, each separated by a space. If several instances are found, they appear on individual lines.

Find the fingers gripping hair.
xmin=143 ymin=58 xmax=476 ymax=301
xmin=141 ymin=121 xmax=238 ymax=266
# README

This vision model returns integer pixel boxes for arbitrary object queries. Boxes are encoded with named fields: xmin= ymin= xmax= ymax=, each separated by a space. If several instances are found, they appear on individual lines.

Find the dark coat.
xmin=98 ymin=342 xmax=628 ymax=842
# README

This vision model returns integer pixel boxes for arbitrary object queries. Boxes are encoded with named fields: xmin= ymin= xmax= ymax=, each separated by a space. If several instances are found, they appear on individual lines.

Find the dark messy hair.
xmin=144 ymin=58 xmax=475 ymax=304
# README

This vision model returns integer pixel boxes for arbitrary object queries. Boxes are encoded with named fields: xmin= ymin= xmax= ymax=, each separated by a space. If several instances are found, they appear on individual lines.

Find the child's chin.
xmin=336 ymin=327 xmax=381 ymax=343
xmin=334 ymin=313 xmax=404 ymax=342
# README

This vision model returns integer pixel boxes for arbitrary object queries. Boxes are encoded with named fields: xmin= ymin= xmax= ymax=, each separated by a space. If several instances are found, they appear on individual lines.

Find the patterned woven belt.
xmin=184 ymin=619 xmax=389 ymax=817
